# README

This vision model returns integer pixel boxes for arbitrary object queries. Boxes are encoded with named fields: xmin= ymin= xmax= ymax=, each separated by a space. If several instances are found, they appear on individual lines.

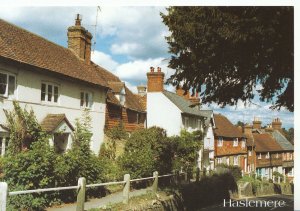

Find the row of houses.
xmin=0 ymin=15 xmax=294 ymax=182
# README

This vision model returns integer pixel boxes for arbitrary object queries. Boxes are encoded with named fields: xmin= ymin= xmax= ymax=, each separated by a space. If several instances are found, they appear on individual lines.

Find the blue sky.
xmin=0 ymin=6 xmax=294 ymax=128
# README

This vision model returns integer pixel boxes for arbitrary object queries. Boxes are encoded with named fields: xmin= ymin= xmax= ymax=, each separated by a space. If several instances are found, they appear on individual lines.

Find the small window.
xmin=80 ymin=91 xmax=93 ymax=108
xmin=217 ymin=137 xmax=223 ymax=147
xmin=276 ymin=153 xmax=279 ymax=159
xmin=266 ymin=152 xmax=270 ymax=159
xmin=258 ymin=153 xmax=262 ymax=159
xmin=233 ymin=156 xmax=239 ymax=166
xmin=241 ymin=138 xmax=246 ymax=148
xmin=197 ymin=119 xmax=202 ymax=130
xmin=0 ymin=72 xmax=16 ymax=97
xmin=233 ymin=138 xmax=238 ymax=147
xmin=184 ymin=117 xmax=189 ymax=128
xmin=41 ymin=82 xmax=59 ymax=103
xmin=248 ymin=150 xmax=252 ymax=156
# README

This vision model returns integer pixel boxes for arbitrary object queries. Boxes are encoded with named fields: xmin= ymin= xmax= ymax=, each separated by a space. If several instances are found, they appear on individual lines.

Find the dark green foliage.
xmin=4 ymin=101 xmax=49 ymax=154
xmin=282 ymin=128 xmax=294 ymax=144
xmin=106 ymin=122 xmax=128 ymax=141
xmin=215 ymin=164 xmax=242 ymax=181
xmin=161 ymin=7 xmax=293 ymax=111
xmin=180 ymin=173 xmax=237 ymax=210
xmin=119 ymin=127 xmax=203 ymax=179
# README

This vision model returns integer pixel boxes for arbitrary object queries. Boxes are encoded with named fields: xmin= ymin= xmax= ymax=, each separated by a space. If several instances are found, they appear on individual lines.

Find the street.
xmin=198 ymin=195 xmax=294 ymax=211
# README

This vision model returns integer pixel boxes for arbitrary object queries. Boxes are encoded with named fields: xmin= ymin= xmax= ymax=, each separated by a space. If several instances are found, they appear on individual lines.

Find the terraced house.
xmin=0 ymin=16 xmax=115 ymax=155
xmin=242 ymin=117 xmax=294 ymax=181
xmin=213 ymin=114 xmax=248 ymax=173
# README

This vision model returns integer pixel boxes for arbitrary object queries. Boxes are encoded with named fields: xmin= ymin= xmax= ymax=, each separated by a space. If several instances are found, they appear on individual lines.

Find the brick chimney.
xmin=253 ymin=117 xmax=262 ymax=129
xmin=67 ymin=14 xmax=92 ymax=64
xmin=272 ymin=118 xmax=282 ymax=130
xmin=176 ymin=86 xmax=190 ymax=100
xmin=243 ymin=123 xmax=252 ymax=135
xmin=147 ymin=67 xmax=165 ymax=92
xmin=137 ymin=85 xmax=147 ymax=96
xmin=265 ymin=124 xmax=274 ymax=132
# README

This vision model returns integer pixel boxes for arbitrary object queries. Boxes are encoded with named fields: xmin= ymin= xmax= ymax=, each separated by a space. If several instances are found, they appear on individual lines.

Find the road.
xmin=198 ymin=195 xmax=294 ymax=211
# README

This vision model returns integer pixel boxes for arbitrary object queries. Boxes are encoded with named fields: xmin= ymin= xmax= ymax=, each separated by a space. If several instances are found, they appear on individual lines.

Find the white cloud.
xmin=110 ymin=43 xmax=140 ymax=55
xmin=91 ymin=50 xmax=119 ymax=71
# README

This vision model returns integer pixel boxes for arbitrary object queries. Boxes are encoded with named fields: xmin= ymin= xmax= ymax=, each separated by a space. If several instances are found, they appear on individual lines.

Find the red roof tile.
xmin=213 ymin=114 xmax=244 ymax=138
xmin=253 ymin=133 xmax=283 ymax=152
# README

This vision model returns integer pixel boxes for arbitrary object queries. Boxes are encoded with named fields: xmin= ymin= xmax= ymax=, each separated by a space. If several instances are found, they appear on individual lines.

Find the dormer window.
xmin=233 ymin=138 xmax=238 ymax=147
xmin=0 ymin=72 xmax=16 ymax=97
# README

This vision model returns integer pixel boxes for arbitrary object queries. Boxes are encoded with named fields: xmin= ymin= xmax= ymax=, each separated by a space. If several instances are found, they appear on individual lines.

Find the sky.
xmin=0 ymin=6 xmax=294 ymax=129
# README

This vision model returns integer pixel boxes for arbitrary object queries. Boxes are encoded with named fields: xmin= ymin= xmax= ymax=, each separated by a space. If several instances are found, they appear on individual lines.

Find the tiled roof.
xmin=40 ymin=114 xmax=74 ymax=132
xmin=213 ymin=114 xmax=244 ymax=138
xmin=0 ymin=19 xmax=108 ymax=88
xmin=108 ymin=82 xmax=125 ymax=93
xmin=269 ymin=130 xmax=293 ymax=151
xmin=163 ymin=90 xmax=212 ymax=118
xmin=253 ymin=133 xmax=283 ymax=152
xmin=95 ymin=66 xmax=145 ymax=112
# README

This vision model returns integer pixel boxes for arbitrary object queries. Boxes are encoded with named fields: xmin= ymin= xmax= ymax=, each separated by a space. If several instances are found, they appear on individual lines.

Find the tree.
xmin=161 ymin=7 xmax=293 ymax=111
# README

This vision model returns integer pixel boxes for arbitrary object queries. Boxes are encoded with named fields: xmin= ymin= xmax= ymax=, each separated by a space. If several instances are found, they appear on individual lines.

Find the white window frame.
xmin=41 ymin=82 xmax=60 ymax=104
xmin=217 ymin=157 xmax=222 ymax=164
xmin=226 ymin=157 xmax=230 ymax=165
xmin=276 ymin=153 xmax=279 ymax=159
xmin=233 ymin=155 xmax=239 ymax=166
xmin=197 ymin=119 xmax=202 ymax=130
xmin=248 ymin=150 xmax=252 ymax=156
xmin=258 ymin=153 xmax=262 ymax=159
xmin=0 ymin=71 xmax=16 ymax=98
xmin=80 ymin=91 xmax=93 ymax=109
xmin=217 ymin=137 xmax=223 ymax=147
xmin=233 ymin=138 xmax=238 ymax=147
xmin=241 ymin=138 xmax=246 ymax=148
xmin=266 ymin=152 xmax=270 ymax=159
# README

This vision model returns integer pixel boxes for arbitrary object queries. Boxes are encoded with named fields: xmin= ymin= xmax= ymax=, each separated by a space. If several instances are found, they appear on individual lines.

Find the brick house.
xmin=213 ymin=114 xmax=248 ymax=172
xmin=242 ymin=117 xmax=294 ymax=181
xmin=100 ymin=69 xmax=146 ymax=132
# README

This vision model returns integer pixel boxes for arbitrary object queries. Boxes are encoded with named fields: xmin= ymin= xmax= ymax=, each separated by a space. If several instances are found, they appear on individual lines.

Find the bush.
xmin=106 ymin=122 xmax=128 ymax=140
xmin=215 ymin=164 xmax=242 ymax=181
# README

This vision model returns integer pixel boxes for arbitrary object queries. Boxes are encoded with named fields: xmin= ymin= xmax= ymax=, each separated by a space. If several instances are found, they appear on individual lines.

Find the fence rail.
xmin=0 ymin=171 xmax=184 ymax=211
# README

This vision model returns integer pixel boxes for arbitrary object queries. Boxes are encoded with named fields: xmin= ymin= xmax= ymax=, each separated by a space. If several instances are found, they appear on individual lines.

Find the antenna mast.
xmin=92 ymin=6 xmax=101 ymax=52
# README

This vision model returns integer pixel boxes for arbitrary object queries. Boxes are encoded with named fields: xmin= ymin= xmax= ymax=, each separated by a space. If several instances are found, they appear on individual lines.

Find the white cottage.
xmin=146 ymin=67 xmax=215 ymax=170
xmin=0 ymin=15 xmax=109 ymax=155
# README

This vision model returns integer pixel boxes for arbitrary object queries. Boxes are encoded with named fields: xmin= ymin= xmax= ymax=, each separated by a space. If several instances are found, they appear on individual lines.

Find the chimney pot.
xmin=150 ymin=67 xmax=155 ymax=72
xmin=75 ymin=14 xmax=82 ymax=26
xmin=157 ymin=67 xmax=161 ymax=72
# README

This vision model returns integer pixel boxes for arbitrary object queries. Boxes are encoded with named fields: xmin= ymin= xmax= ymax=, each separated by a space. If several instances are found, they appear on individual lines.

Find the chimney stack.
xmin=253 ymin=117 xmax=262 ymax=129
xmin=176 ymin=86 xmax=190 ymax=100
xmin=147 ymin=67 xmax=165 ymax=92
xmin=67 ymin=14 xmax=92 ymax=64
xmin=272 ymin=118 xmax=282 ymax=130
xmin=243 ymin=123 xmax=252 ymax=135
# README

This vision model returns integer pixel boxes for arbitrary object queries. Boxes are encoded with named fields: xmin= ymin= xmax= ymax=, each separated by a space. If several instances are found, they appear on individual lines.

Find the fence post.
xmin=123 ymin=174 xmax=130 ymax=204
xmin=76 ymin=177 xmax=86 ymax=211
xmin=0 ymin=182 xmax=8 ymax=211
xmin=152 ymin=171 xmax=158 ymax=194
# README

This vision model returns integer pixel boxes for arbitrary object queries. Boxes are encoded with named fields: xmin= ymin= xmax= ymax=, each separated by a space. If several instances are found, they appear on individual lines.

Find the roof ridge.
xmin=0 ymin=19 xmax=69 ymax=52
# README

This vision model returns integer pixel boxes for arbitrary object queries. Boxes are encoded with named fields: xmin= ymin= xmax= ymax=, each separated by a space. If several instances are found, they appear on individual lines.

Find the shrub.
xmin=215 ymin=164 xmax=242 ymax=181
xmin=106 ymin=122 xmax=128 ymax=140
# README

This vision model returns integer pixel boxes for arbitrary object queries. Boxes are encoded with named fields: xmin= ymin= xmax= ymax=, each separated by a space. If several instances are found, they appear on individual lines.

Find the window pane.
xmin=41 ymin=83 xmax=46 ymax=101
xmin=48 ymin=85 xmax=52 ymax=102
xmin=54 ymin=86 xmax=59 ymax=103
xmin=80 ymin=92 xmax=84 ymax=107
xmin=88 ymin=93 xmax=93 ymax=108
xmin=8 ymin=75 xmax=16 ymax=96
xmin=0 ymin=73 xmax=7 ymax=95
xmin=85 ymin=93 xmax=89 ymax=107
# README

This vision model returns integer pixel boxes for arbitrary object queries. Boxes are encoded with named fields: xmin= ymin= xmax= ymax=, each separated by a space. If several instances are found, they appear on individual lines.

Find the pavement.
xmin=197 ymin=194 xmax=294 ymax=211
xmin=46 ymin=187 xmax=151 ymax=211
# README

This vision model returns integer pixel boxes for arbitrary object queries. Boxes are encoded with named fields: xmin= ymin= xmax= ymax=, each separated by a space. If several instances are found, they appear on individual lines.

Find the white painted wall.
xmin=0 ymin=62 xmax=106 ymax=154
xmin=147 ymin=92 xmax=182 ymax=136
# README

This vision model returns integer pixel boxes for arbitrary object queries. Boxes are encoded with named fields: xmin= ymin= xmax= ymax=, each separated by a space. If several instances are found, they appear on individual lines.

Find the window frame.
xmin=233 ymin=138 xmax=239 ymax=147
xmin=80 ymin=91 xmax=93 ymax=109
xmin=233 ymin=155 xmax=239 ymax=166
xmin=41 ymin=82 xmax=60 ymax=104
xmin=248 ymin=150 xmax=252 ymax=156
xmin=0 ymin=71 xmax=16 ymax=98
xmin=258 ymin=153 xmax=262 ymax=159
xmin=241 ymin=138 xmax=246 ymax=148
xmin=266 ymin=152 xmax=270 ymax=159
xmin=217 ymin=136 xmax=223 ymax=147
